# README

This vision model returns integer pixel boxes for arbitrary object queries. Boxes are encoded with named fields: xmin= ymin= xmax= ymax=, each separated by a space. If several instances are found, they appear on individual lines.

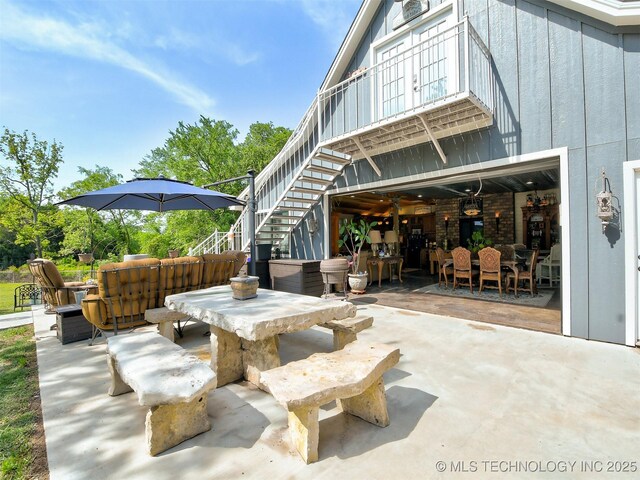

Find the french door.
xmin=375 ymin=10 xmax=455 ymax=121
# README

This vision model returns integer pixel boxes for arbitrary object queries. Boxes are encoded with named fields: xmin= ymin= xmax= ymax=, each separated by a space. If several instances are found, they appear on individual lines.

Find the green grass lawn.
xmin=0 ymin=284 xmax=31 ymax=316
xmin=0 ymin=325 xmax=46 ymax=479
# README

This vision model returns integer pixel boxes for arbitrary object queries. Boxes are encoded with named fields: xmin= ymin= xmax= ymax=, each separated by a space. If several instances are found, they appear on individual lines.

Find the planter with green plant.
xmin=467 ymin=229 xmax=493 ymax=256
xmin=338 ymin=218 xmax=377 ymax=293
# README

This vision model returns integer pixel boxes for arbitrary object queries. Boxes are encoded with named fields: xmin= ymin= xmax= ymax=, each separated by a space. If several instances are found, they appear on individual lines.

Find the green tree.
xmin=132 ymin=117 xmax=291 ymax=254
xmin=238 ymin=121 xmax=291 ymax=173
xmin=136 ymin=116 xmax=240 ymax=187
xmin=0 ymin=196 xmax=34 ymax=267
xmin=58 ymin=166 xmax=138 ymax=258
xmin=0 ymin=128 xmax=63 ymax=257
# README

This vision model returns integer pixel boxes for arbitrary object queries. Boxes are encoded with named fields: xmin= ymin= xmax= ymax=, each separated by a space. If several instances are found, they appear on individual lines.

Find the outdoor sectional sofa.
xmin=80 ymin=251 xmax=246 ymax=334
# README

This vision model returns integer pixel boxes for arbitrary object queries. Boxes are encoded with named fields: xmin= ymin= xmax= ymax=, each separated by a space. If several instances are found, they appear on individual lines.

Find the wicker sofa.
xmin=80 ymin=251 xmax=246 ymax=334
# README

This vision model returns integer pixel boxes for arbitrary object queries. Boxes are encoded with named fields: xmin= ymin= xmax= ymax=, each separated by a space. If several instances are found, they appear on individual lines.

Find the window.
xmin=380 ymin=41 xmax=407 ymax=118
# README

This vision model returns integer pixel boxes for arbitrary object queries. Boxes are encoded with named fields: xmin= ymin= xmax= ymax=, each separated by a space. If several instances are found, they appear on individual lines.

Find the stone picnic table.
xmin=165 ymin=286 xmax=357 ymax=387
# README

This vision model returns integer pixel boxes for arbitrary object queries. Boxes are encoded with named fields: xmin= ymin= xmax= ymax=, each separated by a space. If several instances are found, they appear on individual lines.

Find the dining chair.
xmin=436 ymin=247 xmax=453 ymax=288
xmin=506 ymin=249 xmax=539 ymax=297
xmin=451 ymin=247 xmax=478 ymax=293
xmin=478 ymin=247 xmax=502 ymax=297
xmin=537 ymin=243 xmax=561 ymax=286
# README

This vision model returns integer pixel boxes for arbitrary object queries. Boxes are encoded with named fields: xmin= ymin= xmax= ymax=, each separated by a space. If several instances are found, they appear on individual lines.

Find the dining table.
xmin=165 ymin=286 xmax=357 ymax=388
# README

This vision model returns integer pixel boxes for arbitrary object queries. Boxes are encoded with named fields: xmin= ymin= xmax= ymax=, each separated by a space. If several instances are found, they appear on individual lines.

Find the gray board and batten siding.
xmin=290 ymin=0 xmax=640 ymax=344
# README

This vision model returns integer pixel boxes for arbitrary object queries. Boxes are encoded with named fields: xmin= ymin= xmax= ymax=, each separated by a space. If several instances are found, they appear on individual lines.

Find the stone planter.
xmin=347 ymin=273 xmax=368 ymax=294
xmin=230 ymin=275 xmax=259 ymax=300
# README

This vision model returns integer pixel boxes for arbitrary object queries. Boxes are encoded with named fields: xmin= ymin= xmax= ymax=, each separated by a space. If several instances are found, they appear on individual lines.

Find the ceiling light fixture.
xmin=462 ymin=179 xmax=483 ymax=216
xmin=462 ymin=194 xmax=481 ymax=216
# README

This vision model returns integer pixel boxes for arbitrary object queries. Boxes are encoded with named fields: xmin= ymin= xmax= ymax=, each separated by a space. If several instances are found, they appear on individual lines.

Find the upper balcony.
xmin=317 ymin=18 xmax=493 ymax=163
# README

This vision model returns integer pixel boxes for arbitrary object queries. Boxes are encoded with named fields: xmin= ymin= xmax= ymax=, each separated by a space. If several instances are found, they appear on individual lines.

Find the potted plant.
xmin=467 ymin=229 xmax=493 ymax=256
xmin=338 ymin=219 xmax=377 ymax=293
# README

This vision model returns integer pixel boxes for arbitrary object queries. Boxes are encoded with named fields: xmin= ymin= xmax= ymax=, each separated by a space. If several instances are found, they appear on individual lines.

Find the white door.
xmin=413 ymin=20 xmax=448 ymax=104
xmin=636 ymin=169 xmax=640 ymax=344
xmin=623 ymin=160 xmax=640 ymax=346
xmin=375 ymin=8 xmax=455 ymax=121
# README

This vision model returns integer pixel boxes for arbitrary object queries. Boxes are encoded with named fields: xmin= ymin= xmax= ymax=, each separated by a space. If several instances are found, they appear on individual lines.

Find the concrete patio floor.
xmin=33 ymin=303 xmax=639 ymax=479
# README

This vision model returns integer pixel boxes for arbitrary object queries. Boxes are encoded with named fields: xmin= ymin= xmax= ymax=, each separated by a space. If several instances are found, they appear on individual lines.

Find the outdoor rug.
xmin=412 ymin=284 xmax=554 ymax=308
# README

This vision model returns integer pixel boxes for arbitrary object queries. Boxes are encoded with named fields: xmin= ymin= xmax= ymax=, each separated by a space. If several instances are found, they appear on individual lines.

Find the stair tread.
xmin=306 ymin=164 xmax=344 ymax=175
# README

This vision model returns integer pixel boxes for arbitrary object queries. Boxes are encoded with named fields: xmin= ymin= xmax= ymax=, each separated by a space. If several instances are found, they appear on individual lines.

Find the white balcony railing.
xmin=192 ymin=19 xmax=492 ymax=256
xmin=317 ymin=18 xmax=492 ymax=143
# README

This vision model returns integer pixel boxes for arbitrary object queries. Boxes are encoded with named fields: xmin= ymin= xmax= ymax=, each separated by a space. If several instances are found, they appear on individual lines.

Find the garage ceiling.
xmin=332 ymin=167 xmax=559 ymax=215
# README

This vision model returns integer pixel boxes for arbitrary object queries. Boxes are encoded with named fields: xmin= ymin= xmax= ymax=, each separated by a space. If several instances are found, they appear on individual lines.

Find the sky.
xmin=0 ymin=0 xmax=362 ymax=190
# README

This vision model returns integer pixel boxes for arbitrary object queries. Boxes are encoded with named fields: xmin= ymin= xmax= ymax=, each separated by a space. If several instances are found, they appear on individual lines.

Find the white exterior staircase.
xmin=189 ymin=19 xmax=494 ymax=258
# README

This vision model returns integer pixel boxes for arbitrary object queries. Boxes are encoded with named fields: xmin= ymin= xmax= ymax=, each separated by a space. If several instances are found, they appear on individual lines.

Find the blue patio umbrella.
xmin=56 ymin=177 xmax=244 ymax=212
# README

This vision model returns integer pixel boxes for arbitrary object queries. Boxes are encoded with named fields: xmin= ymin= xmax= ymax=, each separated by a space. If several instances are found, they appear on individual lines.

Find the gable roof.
xmin=321 ymin=0 xmax=639 ymax=94
xmin=551 ymin=0 xmax=640 ymax=25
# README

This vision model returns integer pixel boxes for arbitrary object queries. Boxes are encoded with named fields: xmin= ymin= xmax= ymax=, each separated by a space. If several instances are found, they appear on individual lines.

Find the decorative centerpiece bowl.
xmin=230 ymin=275 xmax=259 ymax=300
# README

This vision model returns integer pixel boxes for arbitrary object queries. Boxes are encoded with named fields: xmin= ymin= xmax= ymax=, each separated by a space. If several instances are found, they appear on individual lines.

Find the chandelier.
xmin=462 ymin=193 xmax=481 ymax=216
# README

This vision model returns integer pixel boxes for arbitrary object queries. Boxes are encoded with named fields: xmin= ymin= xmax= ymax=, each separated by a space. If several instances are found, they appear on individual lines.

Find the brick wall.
xmin=433 ymin=193 xmax=514 ymax=248
xmin=483 ymin=193 xmax=515 ymax=245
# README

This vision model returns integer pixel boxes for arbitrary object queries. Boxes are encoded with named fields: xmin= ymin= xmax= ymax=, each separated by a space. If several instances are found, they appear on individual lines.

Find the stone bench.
xmin=260 ymin=341 xmax=400 ymax=463
xmin=144 ymin=307 xmax=191 ymax=342
xmin=318 ymin=314 xmax=373 ymax=350
xmin=106 ymin=332 xmax=217 ymax=456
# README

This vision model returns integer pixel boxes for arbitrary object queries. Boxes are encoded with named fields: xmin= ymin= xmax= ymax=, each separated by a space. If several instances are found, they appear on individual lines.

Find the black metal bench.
xmin=14 ymin=283 xmax=41 ymax=311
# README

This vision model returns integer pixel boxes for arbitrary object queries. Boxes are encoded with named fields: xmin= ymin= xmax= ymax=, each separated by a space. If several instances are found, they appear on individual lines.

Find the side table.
xmin=55 ymin=304 xmax=93 ymax=344
xmin=366 ymin=255 xmax=404 ymax=288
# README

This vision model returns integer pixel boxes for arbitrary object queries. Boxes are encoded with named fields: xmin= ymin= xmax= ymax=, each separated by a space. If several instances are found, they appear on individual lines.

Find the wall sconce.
xmin=444 ymin=215 xmax=449 ymax=231
xmin=596 ymin=169 xmax=613 ymax=232
xmin=307 ymin=217 xmax=318 ymax=235
xmin=495 ymin=212 xmax=501 ymax=234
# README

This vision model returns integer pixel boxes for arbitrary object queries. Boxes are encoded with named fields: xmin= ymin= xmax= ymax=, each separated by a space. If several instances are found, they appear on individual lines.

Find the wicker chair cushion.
xmin=199 ymin=254 xmax=239 ymax=289
xmin=29 ymin=259 xmax=96 ymax=307
xmin=82 ymin=253 xmax=246 ymax=331
xmin=97 ymin=259 xmax=163 ymax=324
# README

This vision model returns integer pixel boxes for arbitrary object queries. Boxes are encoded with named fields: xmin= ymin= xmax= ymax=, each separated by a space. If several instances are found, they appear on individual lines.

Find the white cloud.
xmin=153 ymin=27 xmax=259 ymax=67
xmin=221 ymin=41 xmax=260 ymax=66
xmin=299 ymin=0 xmax=359 ymax=44
xmin=154 ymin=28 xmax=200 ymax=51
xmin=0 ymin=1 xmax=215 ymax=113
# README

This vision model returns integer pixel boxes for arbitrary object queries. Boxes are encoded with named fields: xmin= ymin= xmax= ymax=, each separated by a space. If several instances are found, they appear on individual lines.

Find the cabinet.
xmin=403 ymin=214 xmax=435 ymax=238
xmin=521 ymin=205 xmax=559 ymax=250
xmin=268 ymin=260 xmax=324 ymax=297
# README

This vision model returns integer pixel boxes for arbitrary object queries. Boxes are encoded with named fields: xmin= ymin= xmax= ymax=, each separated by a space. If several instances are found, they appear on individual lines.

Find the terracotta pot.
xmin=168 ymin=249 xmax=180 ymax=258
xmin=348 ymin=273 xmax=368 ymax=294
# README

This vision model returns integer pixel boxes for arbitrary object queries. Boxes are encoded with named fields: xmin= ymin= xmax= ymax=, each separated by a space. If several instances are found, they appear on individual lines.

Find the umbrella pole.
xmin=248 ymin=170 xmax=256 ymax=276
xmin=204 ymin=171 xmax=256 ymax=275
